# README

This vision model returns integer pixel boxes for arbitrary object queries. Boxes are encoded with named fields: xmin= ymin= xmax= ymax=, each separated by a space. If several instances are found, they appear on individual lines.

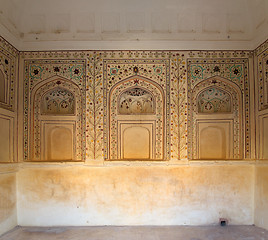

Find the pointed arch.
xmin=106 ymin=75 xmax=166 ymax=160
xmin=28 ymin=76 xmax=83 ymax=161
xmin=188 ymin=76 xmax=243 ymax=160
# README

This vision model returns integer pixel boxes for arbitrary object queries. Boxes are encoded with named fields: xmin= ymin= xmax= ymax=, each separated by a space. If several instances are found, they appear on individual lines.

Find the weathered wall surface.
xmin=17 ymin=165 xmax=254 ymax=226
xmin=255 ymin=164 xmax=268 ymax=230
xmin=0 ymin=170 xmax=17 ymax=236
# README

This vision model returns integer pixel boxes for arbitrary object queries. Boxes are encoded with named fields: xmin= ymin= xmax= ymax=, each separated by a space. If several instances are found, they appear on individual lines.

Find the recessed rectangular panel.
xmin=41 ymin=121 xmax=76 ymax=161
xmin=197 ymin=120 xmax=233 ymax=159
xmin=227 ymin=14 xmax=246 ymax=33
xmin=119 ymin=122 xmax=154 ymax=160
xmin=0 ymin=115 xmax=13 ymax=162
xmin=202 ymin=14 xmax=222 ymax=33
xmin=264 ymin=56 xmax=268 ymax=107
xmin=262 ymin=117 xmax=268 ymax=159
xmin=177 ymin=13 xmax=196 ymax=33
xmin=48 ymin=13 xmax=71 ymax=33
xmin=126 ymin=12 xmax=145 ymax=33
xmin=151 ymin=12 xmax=170 ymax=33
xmin=23 ymin=14 xmax=46 ymax=34
xmin=102 ymin=13 xmax=120 ymax=33
xmin=76 ymin=13 xmax=95 ymax=33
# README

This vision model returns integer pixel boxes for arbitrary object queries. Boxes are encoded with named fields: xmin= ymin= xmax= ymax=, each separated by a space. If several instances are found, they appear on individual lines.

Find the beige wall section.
xmin=255 ymin=164 xmax=268 ymax=230
xmin=17 ymin=165 xmax=254 ymax=226
xmin=0 ymin=172 xmax=17 ymax=236
xmin=0 ymin=117 xmax=11 ymax=162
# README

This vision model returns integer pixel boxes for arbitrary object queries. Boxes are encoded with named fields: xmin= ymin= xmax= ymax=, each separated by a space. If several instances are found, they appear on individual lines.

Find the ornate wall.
xmin=1 ymin=36 xmax=268 ymax=230
xmin=19 ymin=50 xmax=253 ymax=163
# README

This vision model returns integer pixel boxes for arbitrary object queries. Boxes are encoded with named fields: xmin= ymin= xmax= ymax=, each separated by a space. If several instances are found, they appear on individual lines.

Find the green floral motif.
xmin=190 ymin=65 xmax=204 ymax=80
xmin=188 ymin=60 xmax=244 ymax=89
xmin=28 ymin=60 xmax=85 ymax=87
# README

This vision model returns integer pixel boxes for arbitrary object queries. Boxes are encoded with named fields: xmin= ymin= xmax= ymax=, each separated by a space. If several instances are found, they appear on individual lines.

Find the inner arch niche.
xmin=119 ymin=88 xmax=155 ymax=114
xmin=107 ymin=77 xmax=165 ymax=160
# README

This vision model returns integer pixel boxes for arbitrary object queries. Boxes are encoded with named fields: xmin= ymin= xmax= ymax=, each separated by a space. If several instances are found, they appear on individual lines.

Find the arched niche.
xmin=118 ymin=88 xmax=155 ymax=114
xmin=189 ymin=76 xmax=243 ymax=160
xmin=197 ymin=87 xmax=232 ymax=113
xmin=0 ymin=69 xmax=6 ymax=103
xmin=108 ymin=77 xmax=165 ymax=160
xmin=41 ymin=87 xmax=75 ymax=115
xmin=29 ymin=77 xmax=83 ymax=161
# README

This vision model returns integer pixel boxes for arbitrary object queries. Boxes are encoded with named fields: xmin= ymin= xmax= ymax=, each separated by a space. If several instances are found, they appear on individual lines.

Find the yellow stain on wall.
xmin=18 ymin=165 xmax=254 ymax=225
xmin=0 ymin=175 xmax=16 ymax=223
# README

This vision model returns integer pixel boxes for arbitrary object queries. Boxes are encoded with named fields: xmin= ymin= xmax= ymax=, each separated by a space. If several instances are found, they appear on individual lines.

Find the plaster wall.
xmin=255 ymin=164 xmax=268 ymax=230
xmin=17 ymin=165 xmax=254 ymax=226
xmin=0 ymin=170 xmax=17 ymax=236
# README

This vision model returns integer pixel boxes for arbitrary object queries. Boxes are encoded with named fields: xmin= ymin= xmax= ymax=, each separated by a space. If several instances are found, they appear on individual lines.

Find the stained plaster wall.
xmin=1 ymin=35 xmax=268 ymax=232
xmin=0 ymin=38 xmax=19 ymax=235
xmin=0 ymin=169 xmax=17 ymax=236
xmin=17 ymin=165 xmax=254 ymax=226
xmin=254 ymin=40 xmax=268 ymax=230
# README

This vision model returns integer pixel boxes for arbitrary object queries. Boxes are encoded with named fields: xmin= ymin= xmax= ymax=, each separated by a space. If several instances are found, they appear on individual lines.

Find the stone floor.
xmin=0 ymin=226 xmax=267 ymax=240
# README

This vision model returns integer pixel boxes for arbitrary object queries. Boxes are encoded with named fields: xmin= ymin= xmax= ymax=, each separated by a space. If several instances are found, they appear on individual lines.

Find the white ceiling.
xmin=0 ymin=0 xmax=267 ymax=50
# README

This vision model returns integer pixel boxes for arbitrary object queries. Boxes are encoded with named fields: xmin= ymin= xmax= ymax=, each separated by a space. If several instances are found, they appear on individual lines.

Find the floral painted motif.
xmin=119 ymin=88 xmax=154 ymax=114
xmin=24 ymin=59 xmax=86 ymax=161
xmin=198 ymin=88 xmax=231 ymax=113
xmin=187 ymin=57 xmax=251 ymax=159
xmin=42 ymin=88 xmax=75 ymax=115
xmin=0 ymin=38 xmax=18 ymax=111
xmin=103 ymin=58 xmax=170 ymax=161
xmin=18 ymin=47 xmax=254 ymax=162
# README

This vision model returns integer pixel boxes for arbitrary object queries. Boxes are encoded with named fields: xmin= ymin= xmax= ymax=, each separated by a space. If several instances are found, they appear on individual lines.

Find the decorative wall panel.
xmin=256 ymin=40 xmax=268 ymax=110
xmin=24 ymin=59 xmax=86 ymax=161
xmin=0 ymin=114 xmax=14 ymax=162
xmin=86 ymin=52 xmax=183 ymax=161
xmin=21 ymin=49 xmax=253 ymax=162
xmin=0 ymin=38 xmax=18 ymax=111
xmin=260 ymin=116 xmax=268 ymax=159
xmin=103 ymin=59 xmax=170 ymax=160
xmin=0 ymin=37 xmax=18 ymax=164
xmin=187 ymin=55 xmax=250 ymax=159
xmin=255 ymin=40 xmax=268 ymax=160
